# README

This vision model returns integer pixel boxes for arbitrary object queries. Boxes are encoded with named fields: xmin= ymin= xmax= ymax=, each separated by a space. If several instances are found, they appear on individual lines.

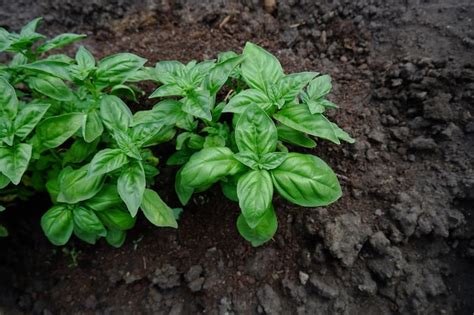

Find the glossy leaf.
xmin=106 ymin=229 xmax=126 ymax=248
xmin=235 ymin=104 xmax=277 ymax=156
xmin=19 ymin=60 xmax=72 ymax=81
xmin=140 ymin=189 xmax=178 ymax=228
xmin=180 ymin=147 xmax=245 ymax=188
xmin=14 ymin=103 xmax=50 ymax=139
xmin=82 ymin=110 xmax=104 ymax=143
xmin=175 ymin=168 xmax=194 ymax=205
xmin=259 ymin=152 xmax=287 ymax=170
xmin=271 ymin=153 xmax=341 ymax=207
xmin=241 ymin=42 xmax=284 ymax=94
xmin=41 ymin=205 xmax=73 ymax=246
xmin=73 ymin=206 xmax=106 ymax=244
xmin=117 ymin=161 xmax=145 ymax=217
xmin=0 ymin=78 xmax=18 ymax=120
xmin=37 ymin=33 xmax=86 ymax=53
xmin=84 ymin=184 xmax=123 ymax=212
xmin=276 ymin=124 xmax=316 ymax=148
xmin=28 ymin=76 xmax=74 ymax=101
xmin=57 ymin=165 xmax=104 ymax=204
xmin=274 ymin=103 xmax=340 ymax=144
xmin=36 ymin=113 xmax=84 ymax=149
xmin=182 ymin=89 xmax=212 ymax=121
xmin=96 ymin=53 xmax=147 ymax=84
xmin=96 ymin=208 xmax=135 ymax=230
xmin=237 ymin=204 xmax=277 ymax=247
xmin=88 ymin=148 xmax=128 ymax=176
xmin=307 ymin=75 xmax=332 ymax=100
xmin=0 ymin=143 xmax=32 ymax=185
xmin=237 ymin=169 xmax=273 ymax=228
xmin=223 ymin=89 xmax=272 ymax=114
xmin=100 ymin=95 xmax=132 ymax=132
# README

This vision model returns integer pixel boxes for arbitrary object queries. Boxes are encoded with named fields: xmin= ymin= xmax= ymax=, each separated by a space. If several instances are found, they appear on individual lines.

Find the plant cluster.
xmin=0 ymin=18 xmax=354 ymax=247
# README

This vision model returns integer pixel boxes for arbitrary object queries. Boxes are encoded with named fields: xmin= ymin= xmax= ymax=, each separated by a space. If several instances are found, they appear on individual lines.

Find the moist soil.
xmin=0 ymin=1 xmax=473 ymax=314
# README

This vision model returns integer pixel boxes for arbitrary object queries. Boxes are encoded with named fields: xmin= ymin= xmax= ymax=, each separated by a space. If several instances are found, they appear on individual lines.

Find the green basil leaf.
xmin=96 ymin=208 xmax=136 ymax=230
xmin=19 ymin=60 xmax=72 ymax=81
xmin=223 ymin=89 xmax=272 ymax=114
xmin=318 ymin=98 xmax=338 ymax=109
xmin=36 ymin=113 xmax=84 ymax=149
xmin=84 ymin=184 xmax=123 ymax=212
xmin=14 ymin=103 xmax=50 ymax=139
xmin=82 ymin=110 xmax=104 ymax=143
xmin=274 ymin=103 xmax=339 ymax=144
xmin=271 ymin=153 xmax=341 ymax=207
xmin=307 ymin=75 xmax=332 ymax=100
xmin=149 ymin=83 xmax=183 ymax=98
xmin=221 ymin=178 xmax=238 ymax=202
xmin=276 ymin=124 xmax=316 ymax=148
xmin=237 ymin=204 xmax=277 ymax=247
xmin=140 ymin=189 xmax=178 ymax=228
xmin=0 ymin=143 xmax=32 ymax=185
xmin=278 ymin=72 xmax=318 ymax=101
xmin=259 ymin=152 xmax=287 ymax=170
xmin=100 ymin=95 xmax=132 ymax=133
xmin=241 ymin=42 xmax=284 ymax=94
xmin=180 ymin=147 xmax=245 ymax=188
xmin=117 ymin=161 xmax=145 ymax=217
xmin=175 ymin=168 xmax=194 ymax=205
xmin=166 ymin=149 xmax=193 ymax=166
xmin=306 ymin=99 xmax=326 ymax=114
xmin=28 ymin=76 xmax=74 ymax=101
xmin=204 ymin=55 xmax=242 ymax=94
xmin=331 ymin=123 xmax=355 ymax=144
xmin=106 ymin=228 xmax=126 ymax=248
xmin=235 ymin=104 xmax=277 ymax=156
xmin=234 ymin=151 xmax=259 ymax=170
xmin=37 ymin=33 xmax=86 ymax=53
xmin=89 ymin=148 xmax=128 ymax=176
xmin=182 ymin=89 xmax=212 ymax=121
xmin=153 ymin=61 xmax=185 ymax=84
xmin=0 ymin=173 xmax=10 ymax=189
xmin=113 ymin=130 xmax=142 ymax=160
xmin=20 ymin=18 xmax=42 ymax=36
xmin=0 ymin=224 xmax=7 ymax=237
xmin=41 ymin=205 xmax=73 ymax=246
xmin=237 ymin=169 xmax=273 ymax=228
xmin=0 ymin=29 xmax=12 ymax=52
xmin=73 ymin=206 xmax=106 ymax=244
xmin=63 ymin=138 xmax=99 ymax=164
xmin=132 ymin=100 xmax=183 ymax=126
xmin=96 ymin=53 xmax=147 ymax=84
xmin=0 ymin=78 xmax=18 ymax=120
xmin=57 ymin=164 xmax=104 ymax=204
xmin=75 ymin=45 xmax=95 ymax=69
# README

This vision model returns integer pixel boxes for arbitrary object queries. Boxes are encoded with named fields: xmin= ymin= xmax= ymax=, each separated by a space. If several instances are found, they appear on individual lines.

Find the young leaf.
xmin=14 ymin=103 xmax=50 ymax=139
xmin=223 ymin=89 xmax=272 ymax=114
xmin=237 ymin=205 xmax=277 ymax=247
xmin=182 ymin=89 xmax=212 ymax=121
xmin=100 ymin=95 xmax=132 ymax=132
xmin=0 ymin=143 xmax=32 ymax=185
xmin=271 ymin=153 xmax=341 ymax=207
xmin=132 ymin=100 xmax=183 ymax=126
xmin=36 ymin=113 xmax=84 ymax=149
xmin=237 ymin=169 xmax=273 ymax=228
xmin=205 ymin=55 xmax=242 ymax=94
xmin=88 ymin=148 xmax=128 ymax=176
xmin=0 ymin=77 xmax=18 ymax=120
xmin=140 ymin=189 xmax=178 ymax=228
xmin=57 ymin=165 xmax=104 ymax=204
xmin=149 ymin=83 xmax=183 ymax=98
xmin=235 ymin=104 xmax=277 ymax=156
xmin=41 ymin=205 xmax=73 ymax=246
xmin=221 ymin=179 xmax=238 ymax=202
xmin=75 ymin=45 xmax=95 ymax=69
xmin=307 ymin=75 xmax=332 ymax=100
xmin=73 ymin=206 xmax=106 ymax=244
xmin=259 ymin=152 xmax=287 ymax=170
xmin=28 ymin=76 xmax=74 ymax=101
xmin=277 ymin=124 xmax=316 ymax=148
xmin=180 ymin=147 xmax=245 ymax=188
xmin=274 ymin=103 xmax=340 ymax=144
xmin=241 ymin=42 xmax=284 ymax=94
xmin=82 ymin=110 xmax=104 ymax=143
xmin=36 ymin=33 xmax=86 ymax=53
xmin=277 ymin=72 xmax=318 ymax=101
xmin=96 ymin=53 xmax=147 ymax=84
xmin=117 ymin=161 xmax=146 ymax=217
xmin=331 ymin=123 xmax=356 ymax=144
xmin=234 ymin=151 xmax=259 ymax=170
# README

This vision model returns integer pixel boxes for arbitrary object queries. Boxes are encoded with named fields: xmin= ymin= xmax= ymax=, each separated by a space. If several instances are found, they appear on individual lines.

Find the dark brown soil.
xmin=1 ymin=1 xmax=473 ymax=314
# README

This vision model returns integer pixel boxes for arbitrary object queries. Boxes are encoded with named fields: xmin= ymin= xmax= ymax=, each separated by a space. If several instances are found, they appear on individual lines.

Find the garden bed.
xmin=0 ymin=0 xmax=473 ymax=314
